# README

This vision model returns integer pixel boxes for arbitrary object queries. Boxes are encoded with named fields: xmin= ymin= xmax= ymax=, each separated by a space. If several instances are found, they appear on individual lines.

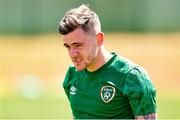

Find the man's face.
xmin=63 ymin=28 xmax=98 ymax=71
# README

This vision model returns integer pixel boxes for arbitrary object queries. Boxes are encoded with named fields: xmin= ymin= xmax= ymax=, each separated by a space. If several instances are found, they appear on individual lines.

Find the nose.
xmin=69 ymin=48 xmax=79 ymax=58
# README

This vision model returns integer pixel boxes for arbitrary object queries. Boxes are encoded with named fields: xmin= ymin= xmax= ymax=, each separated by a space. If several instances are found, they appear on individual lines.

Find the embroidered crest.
xmin=70 ymin=86 xmax=77 ymax=95
xmin=100 ymin=85 xmax=116 ymax=103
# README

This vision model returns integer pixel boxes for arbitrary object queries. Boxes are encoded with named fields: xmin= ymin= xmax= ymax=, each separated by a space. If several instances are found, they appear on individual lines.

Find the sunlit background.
xmin=0 ymin=0 xmax=180 ymax=119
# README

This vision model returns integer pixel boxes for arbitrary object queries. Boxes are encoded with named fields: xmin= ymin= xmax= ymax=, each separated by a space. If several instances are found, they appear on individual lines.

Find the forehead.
xmin=62 ymin=27 xmax=93 ymax=45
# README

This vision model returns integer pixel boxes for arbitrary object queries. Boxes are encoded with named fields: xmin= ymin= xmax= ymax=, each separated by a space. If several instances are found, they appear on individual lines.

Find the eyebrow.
xmin=63 ymin=42 xmax=84 ymax=47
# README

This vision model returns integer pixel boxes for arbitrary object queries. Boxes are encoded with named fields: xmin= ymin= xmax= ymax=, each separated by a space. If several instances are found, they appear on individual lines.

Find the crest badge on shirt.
xmin=100 ymin=85 xmax=116 ymax=103
xmin=70 ymin=86 xmax=77 ymax=95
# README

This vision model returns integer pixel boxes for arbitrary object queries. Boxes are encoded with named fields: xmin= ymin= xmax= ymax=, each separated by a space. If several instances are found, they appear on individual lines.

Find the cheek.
xmin=85 ymin=48 xmax=97 ymax=60
xmin=89 ymin=44 xmax=98 ymax=55
xmin=81 ymin=43 xmax=98 ymax=59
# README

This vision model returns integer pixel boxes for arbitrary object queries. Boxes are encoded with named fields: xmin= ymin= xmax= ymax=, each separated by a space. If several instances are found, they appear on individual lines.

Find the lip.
xmin=73 ymin=58 xmax=82 ymax=65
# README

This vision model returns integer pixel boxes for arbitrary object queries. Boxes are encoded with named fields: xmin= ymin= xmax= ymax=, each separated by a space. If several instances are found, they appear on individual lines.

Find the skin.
xmin=62 ymin=27 xmax=112 ymax=72
xmin=136 ymin=113 xmax=157 ymax=120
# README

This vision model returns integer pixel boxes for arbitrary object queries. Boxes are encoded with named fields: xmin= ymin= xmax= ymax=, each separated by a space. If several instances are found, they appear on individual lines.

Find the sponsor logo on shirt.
xmin=70 ymin=86 xmax=77 ymax=95
xmin=100 ymin=85 xmax=116 ymax=103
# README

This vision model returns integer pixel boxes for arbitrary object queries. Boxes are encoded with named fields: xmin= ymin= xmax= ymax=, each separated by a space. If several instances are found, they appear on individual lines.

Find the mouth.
xmin=73 ymin=58 xmax=83 ymax=65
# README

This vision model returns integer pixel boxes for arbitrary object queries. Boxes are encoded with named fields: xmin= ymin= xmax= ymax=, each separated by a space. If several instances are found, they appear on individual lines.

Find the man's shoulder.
xmin=66 ymin=64 xmax=79 ymax=74
xmin=110 ymin=54 xmax=138 ymax=74
xmin=63 ymin=65 xmax=77 ymax=87
xmin=100 ymin=55 xmax=139 ymax=89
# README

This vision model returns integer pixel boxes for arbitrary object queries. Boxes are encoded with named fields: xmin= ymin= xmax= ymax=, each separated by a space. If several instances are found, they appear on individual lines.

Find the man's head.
xmin=58 ymin=4 xmax=101 ymax=35
xmin=58 ymin=4 xmax=104 ymax=71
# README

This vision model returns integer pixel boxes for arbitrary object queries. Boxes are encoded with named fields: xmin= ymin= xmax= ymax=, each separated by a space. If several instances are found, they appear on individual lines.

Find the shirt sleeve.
xmin=122 ymin=67 xmax=156 ymax=116
xmin=63 ymin=65 xmax=74 ymax=100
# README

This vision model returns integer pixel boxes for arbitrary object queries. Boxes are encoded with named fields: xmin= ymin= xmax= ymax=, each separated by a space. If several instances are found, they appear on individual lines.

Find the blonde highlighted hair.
xmin=58 ymin=4 xmax=101 ymax=35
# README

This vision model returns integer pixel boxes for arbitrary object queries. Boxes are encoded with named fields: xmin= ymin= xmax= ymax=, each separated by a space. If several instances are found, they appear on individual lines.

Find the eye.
xmin=64 ymin=44 xmax=71 ymax=50
xmin=65 ymin=46 xmax=70 ymax=49
xmin=75 ymin=44 xmax=83 ymax=48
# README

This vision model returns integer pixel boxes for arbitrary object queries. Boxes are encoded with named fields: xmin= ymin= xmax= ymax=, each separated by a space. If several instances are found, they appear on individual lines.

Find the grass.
xmin=157 ymin=96 xmax=180 ymax=119
xmin=0 ymin=95 xmax=72 ymax=119
xmin=0 ymin=94 xmax=180 ymax=119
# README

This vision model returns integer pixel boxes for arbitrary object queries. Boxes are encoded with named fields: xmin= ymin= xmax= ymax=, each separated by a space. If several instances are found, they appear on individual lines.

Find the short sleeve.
xmin=123 ymin=67 xmax=156 ymax=116
xmin=63 ymin=65 xmax=74 ymax=100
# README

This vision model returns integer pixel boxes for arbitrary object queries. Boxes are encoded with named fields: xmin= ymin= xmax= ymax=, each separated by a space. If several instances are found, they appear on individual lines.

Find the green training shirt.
xmin=63 ymin=52 xmax=156 ymax=119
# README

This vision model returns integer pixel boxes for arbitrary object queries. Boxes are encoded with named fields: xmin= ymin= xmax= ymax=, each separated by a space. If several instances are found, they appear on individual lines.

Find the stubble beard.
xmin=85 ymin=56 xmax=97 ymax=70
xmin=74 ymin=56 xmax=96 ymax=71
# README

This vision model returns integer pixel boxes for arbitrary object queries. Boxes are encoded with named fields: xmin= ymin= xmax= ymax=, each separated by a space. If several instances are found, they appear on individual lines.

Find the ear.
xmin=96 ymin=32 xmax=104 ymax=46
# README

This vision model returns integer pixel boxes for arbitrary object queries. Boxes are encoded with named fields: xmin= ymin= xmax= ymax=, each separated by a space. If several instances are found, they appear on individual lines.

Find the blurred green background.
xmin=1 ymin=0 xmax=180 ymax=34
xmin=0 ymin=0 xmax=180 ymax=119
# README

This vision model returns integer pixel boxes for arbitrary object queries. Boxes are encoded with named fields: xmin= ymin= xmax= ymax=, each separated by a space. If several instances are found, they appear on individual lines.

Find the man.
xmin=58 ymin=4 xmax=156 ymax=119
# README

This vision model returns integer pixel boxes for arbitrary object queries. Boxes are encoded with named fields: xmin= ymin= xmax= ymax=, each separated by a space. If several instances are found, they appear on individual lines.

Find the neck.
xmin=87 ymin=46 xmax=113 ymax=72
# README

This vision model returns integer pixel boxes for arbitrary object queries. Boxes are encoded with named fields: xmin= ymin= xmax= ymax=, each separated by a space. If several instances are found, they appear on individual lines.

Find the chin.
xmin=75 ymin=66 xmax=86 ymax=71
